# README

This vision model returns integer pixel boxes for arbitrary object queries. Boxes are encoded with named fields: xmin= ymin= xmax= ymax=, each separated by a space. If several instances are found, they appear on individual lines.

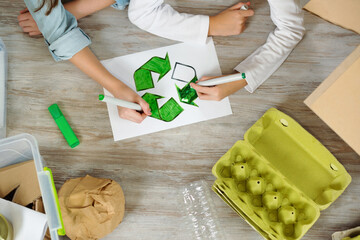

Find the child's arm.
xmin=21 ymin=0 xmax=150 ymax=122
xmin=192 ymin=0 xmax=305 ymax=100
xmin=18 ymin=0 xmax=115 ymax=36
xmin=128 ymin=1 xmax=254 ymax=44
xmin=70 ymin=47 xmax=151 ymax=123
xmin=190 ymin=75 xmax=247 ymax=101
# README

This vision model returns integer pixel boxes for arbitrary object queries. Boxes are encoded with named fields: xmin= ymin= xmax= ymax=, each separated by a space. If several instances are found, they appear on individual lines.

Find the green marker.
xmin=48 ymin=104 xmax=79 ymax=148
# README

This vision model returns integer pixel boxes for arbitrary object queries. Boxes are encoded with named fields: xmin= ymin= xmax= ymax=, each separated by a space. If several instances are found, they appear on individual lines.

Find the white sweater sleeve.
xmin=128 ymin=0 xmax=209 ymax=44
xmin=234 ymin=0 xmax=305 ymax=93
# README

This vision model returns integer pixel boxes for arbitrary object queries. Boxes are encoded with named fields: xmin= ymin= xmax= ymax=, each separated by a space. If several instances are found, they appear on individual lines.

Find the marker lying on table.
xmin=99 ymin=94 xmax=142 ymax=111
xmin=197 ymin=72 xmax=246 ymax=86
xmin=48 ymin=104 xmax=80 ymax=148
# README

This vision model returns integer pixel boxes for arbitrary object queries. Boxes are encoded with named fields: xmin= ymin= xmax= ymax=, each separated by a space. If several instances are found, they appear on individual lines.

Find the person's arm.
xmin=18 ymin=0 xmax=115 ymax=36
xmin=70 ymin=47 xmax=151 ymax=123
xmin=234 ymin=0 xmax=305 ymax=93
xmin=191 ymin=0 xmax=305 ymax=100
xmin=21 ymin=0 xmax=150 ymax=122
xmin=190 ymin=75 xmax=247 ymax=101
xmin=128 ymin=0 xmax=254 ymax=44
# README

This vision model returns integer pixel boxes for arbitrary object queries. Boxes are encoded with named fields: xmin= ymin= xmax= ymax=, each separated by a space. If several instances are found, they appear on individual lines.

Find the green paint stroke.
xmin=134 ymin=53 xmax=171 ymax=91
xmin=142 ymin=93 xmax=183 ymax=122
xmin=176 ymin=76 xmax=199 ymax=107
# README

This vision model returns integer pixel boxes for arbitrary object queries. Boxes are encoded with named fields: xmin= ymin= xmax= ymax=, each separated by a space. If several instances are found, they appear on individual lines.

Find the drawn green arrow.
xmin=176 ymin=76 xmax=199 ymax=107
xmin=134 ymin=53 xmax=171 ymax=91
xmin=142 ymin=93 xmax=183 ymax=122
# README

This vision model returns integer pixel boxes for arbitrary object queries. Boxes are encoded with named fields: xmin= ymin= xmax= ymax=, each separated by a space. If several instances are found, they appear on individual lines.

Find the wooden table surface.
xmin=1 ymin=0 xmax=359 ymax=239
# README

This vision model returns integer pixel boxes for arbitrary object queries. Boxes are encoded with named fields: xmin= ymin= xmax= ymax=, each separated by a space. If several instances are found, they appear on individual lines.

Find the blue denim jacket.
xmin=23 ymin=0 xmax=129 ymax=61
xmin=24 ymin=0 xmax=92 ymax=61
xmin=112 ymin=0 xmax=130 ymax=10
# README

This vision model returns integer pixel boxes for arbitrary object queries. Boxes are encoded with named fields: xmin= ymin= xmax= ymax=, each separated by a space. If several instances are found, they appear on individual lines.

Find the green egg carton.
xmin=212 ymin=108 xmax=351 ymax=240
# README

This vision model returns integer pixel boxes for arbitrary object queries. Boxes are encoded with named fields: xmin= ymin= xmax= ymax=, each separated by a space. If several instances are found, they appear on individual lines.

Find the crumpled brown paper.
xmin=58 ymin=175 xmax=125 ymax=240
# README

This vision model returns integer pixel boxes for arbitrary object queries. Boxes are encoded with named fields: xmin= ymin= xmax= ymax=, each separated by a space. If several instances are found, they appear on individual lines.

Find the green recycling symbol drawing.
xmin=134 ymin=53 xmax=171 ymax=91
xmin=133 ymin=53 xmax=198 ymax=122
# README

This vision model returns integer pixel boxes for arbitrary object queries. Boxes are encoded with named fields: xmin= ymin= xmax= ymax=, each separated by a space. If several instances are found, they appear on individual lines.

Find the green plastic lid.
xmin=48 ymin=104 xmax=79 ymax=148
xmin=0 ymin=214 xmax=12 ymax=240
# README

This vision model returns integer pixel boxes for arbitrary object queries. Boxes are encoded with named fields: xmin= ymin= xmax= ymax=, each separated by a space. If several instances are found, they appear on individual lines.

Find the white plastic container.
xmin=0 ymin=38 xmax=7 ymax=139
xmin=0 ymin=134 xmax=64 ymax=239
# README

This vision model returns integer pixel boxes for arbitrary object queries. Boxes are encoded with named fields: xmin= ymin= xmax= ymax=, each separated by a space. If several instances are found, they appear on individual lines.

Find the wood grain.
xmin=0 ymin=0 xmax=359 ymax=239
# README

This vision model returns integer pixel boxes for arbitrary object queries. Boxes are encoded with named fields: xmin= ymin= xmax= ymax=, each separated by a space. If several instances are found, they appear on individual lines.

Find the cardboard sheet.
xmin=305 ymin=45 xmax=360 ymax=155
xmin=101 ymin=38 xmax=232 ymax=141
xmin=304 ymin=0 xmax=360 ymax=34
xmin=0 ymin=160 xmax=41 ymax=206
xmin=0 ymin=198 xmax=48 ymax=240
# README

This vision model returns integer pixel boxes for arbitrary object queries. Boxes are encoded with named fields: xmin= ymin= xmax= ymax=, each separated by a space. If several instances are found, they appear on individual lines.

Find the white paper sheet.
xmin=101 ymin=38 xmax=232 ymax=141
xmin=0 ymin=198 xmax=48 ymax=240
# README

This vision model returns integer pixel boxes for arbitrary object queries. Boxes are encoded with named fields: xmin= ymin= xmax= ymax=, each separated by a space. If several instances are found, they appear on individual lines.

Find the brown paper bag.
xmin=59 ymin=175 xmax=125 ymax=240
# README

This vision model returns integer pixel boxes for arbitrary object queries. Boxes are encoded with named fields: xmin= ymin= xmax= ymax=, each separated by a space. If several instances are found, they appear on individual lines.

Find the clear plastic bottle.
xmin=181 ymin=180 xmax=224 ymax=240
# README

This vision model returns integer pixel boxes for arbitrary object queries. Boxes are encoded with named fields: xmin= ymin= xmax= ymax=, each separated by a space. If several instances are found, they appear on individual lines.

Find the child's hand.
xmin=208 ymin=2 xmax=254 ymax=36
xmin=18 ymin=8 xmax=42 ymax=36
xmin=190 ymin=75 xmax=247 ymax=101
xmin=114 ymin=88 xmax=152 ymax=123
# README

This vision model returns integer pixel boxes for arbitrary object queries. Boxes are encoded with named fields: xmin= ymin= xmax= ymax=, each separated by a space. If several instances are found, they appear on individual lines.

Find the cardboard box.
xmin=305 ymin=45 xmax=360 ymax=156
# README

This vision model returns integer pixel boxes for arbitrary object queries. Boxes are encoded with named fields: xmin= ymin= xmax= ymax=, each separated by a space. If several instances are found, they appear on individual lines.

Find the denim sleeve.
xmin=24 ymin=0 xmax=91 ymax=61
xmin=111 ymin=0 xmax=130 ymax=10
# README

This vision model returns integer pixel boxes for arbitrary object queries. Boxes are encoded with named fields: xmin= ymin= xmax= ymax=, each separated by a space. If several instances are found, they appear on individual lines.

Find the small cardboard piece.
xmin=0 ymin=160 xmax=41 ymax=206
xmin=58 ymin=175 xmax=125 ymax=240
xmin=305 ymin=45 xmax=360 ymax=156
xmin=212 ymin=108 xmax=351 ymax=240
xmin=304 ymin=0 xmax=360 ymax=34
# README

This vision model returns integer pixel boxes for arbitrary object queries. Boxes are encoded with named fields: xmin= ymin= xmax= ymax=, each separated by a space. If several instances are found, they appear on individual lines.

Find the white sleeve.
xmin=234 ymin=0 xmax=305 ymax=93
xmin=128 ymin=0 xmax=209 ymax=44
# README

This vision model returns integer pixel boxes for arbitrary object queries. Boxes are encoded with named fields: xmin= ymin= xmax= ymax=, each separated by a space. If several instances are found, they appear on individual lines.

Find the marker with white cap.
xmin=197 ymin=72 xmax=246 ymax=87
xmin=99 ymin=94 xmax=142 ymax=111
xmin=240 ymin=4 xmax=249 ymax=10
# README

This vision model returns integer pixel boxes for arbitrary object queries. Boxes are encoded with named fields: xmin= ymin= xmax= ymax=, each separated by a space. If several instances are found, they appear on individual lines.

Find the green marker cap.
xmin=99 ymin=94 xmax=104 ymax=101
xmin=242 ymin=72 xmax=246 ymax=79
xmin=48 ymin=104 xmax=79 ymax=148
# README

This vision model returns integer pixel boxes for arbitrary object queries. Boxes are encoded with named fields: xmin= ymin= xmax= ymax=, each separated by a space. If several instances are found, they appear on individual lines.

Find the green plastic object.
xmin=48 ymin=104 xmax=79 ymax=148
xmin=212 ymin=108 xmax=352 ymax=240
xmin=43 ymin=167 xmax=66 ymax=236
xmin=0 ymin=213 xmax=12 ymax=240
xmin=343 ymin=236 xmax=360 ymax=240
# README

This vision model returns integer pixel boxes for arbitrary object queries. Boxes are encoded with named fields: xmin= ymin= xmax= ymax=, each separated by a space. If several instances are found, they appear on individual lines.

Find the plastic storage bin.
xmin=0 ymin=38 xmax=7 ymax=139
xmin=212 ymin=108 xmax=351 ymax=240
xmin=0 ymin=134 xmax=64 ymax=240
